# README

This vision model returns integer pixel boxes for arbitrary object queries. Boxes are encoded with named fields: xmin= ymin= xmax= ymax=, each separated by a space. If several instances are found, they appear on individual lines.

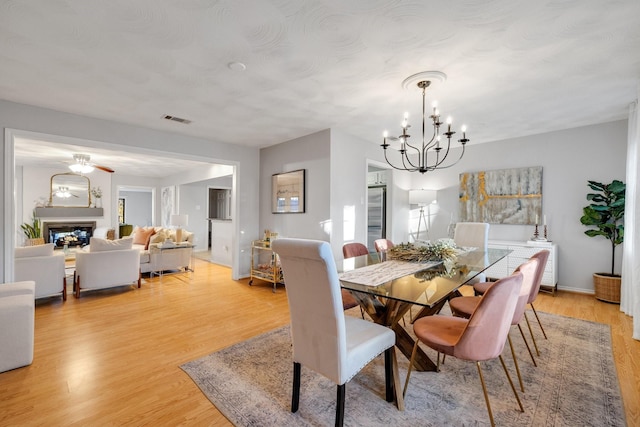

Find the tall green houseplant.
xmin=580 ymin=179 xmax=625 ymax=276
xmin=20 ymin=210 xmax=42 ymax=240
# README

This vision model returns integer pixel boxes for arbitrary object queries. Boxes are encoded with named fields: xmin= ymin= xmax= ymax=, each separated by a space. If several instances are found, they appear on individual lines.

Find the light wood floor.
xmin=0 ymin=260 xmax=638 ymax=426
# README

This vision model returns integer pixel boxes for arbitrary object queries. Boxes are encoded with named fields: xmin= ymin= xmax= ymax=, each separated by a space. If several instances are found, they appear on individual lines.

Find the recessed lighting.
xmin=228 ymin=62 xmax=247 ymax=71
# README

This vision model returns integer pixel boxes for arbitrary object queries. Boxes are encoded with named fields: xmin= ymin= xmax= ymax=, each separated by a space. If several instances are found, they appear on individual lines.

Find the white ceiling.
xmin=2 ymin=0 xmax=640 ymax=169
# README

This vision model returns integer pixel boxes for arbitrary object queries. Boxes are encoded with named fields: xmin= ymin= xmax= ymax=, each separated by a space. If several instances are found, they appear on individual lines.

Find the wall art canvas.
xmin=459 ymin=166 xmax=542 ymax=225
xmin=161 ymin=186 xmax=175 ymax=227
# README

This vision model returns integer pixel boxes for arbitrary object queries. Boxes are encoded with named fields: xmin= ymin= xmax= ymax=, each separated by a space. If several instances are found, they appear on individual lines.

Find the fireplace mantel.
xmin=35 ymin=207 xmax=103 ymax=218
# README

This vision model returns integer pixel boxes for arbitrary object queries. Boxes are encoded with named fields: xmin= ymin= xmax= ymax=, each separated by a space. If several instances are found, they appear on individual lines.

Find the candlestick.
xmin=544 ymin=225 xmax=548 ymax=240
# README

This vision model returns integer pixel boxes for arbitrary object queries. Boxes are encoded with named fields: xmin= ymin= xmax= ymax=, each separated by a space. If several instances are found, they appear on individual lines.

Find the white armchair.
xmin=0 ymin=281 xmax=35 ymax=373
xmin=14 ymin=243 xmax=66 ymax=301
xmin=74 ymin=237 xmax=141 ymax=298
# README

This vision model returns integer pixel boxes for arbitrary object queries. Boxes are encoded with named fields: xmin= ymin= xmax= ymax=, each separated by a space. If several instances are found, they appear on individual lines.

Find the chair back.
xmin=453 ymin=222 xmax=489 ymax=250
xmin=374 ymin=239 xmax=394 ymax=253
xmin=527 ymin=250 xmax=550 ymax=303
xmin=511 ymin=258 xmax=538 ymax=324
xmin=342 ymin=242 xmax=369 ymax=259
xmin=272 ymin=238 xmax=347 ymax=384
xmin=454 ymin=271 xmax=522 ymax=361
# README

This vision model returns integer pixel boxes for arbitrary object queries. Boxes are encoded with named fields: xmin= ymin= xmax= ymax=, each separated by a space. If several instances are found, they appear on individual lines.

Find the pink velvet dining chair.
xmin=449 ymin=258 xmax=539 ymax=392
xmin=374 ymin=238 xmax=394 ymax=255
xmin=474 ymin=250 xmax=550 ymax=356
xmin=342 ymin=242 xmax=369 ymax=259
xmin=341 ymin=242 xmax=370 ymax=317
xmin=404 ymin=272 xmax=524 ymax=427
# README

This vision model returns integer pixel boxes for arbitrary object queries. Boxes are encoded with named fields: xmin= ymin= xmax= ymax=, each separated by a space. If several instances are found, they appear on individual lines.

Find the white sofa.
xmin=14 ymin=243 xmax=67 ymax=301
xmin=129 ymin=226 xmax=194 ymax=274
xmin=74 ymin=238 xmax=141 ymax=298
xmin=0 ymin=281 xmax=35 ymax=372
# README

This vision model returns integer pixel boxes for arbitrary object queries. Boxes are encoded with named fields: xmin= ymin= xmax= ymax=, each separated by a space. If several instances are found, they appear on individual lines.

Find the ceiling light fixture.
xmin=69 ymin=154 xmax=95 ymax=174
xmin=55 ymin=186 xmax=72 ymax=198
xmin=381 ymin=71 xmax=469 ymax=174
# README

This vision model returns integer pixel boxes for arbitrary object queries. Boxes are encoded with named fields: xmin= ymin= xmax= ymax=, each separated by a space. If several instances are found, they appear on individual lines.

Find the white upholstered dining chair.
xmin=272 ymin=238 xmax=403 ymax=426
xmin=453 ymin=222 xmax=490 ymax=282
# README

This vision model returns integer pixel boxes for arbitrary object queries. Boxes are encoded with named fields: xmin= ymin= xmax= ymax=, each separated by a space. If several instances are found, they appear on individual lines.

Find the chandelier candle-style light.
xmin=381 ymin=72 xmax=469 ymax=174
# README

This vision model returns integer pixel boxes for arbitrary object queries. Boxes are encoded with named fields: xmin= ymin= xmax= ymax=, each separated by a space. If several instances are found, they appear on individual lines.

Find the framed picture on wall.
xmin=118 ymin=198 xmax=125 ymax=224
xmin=161 ymin=186 xmax=175 ymax=227
xmin=272 ymin=169 xmax=305 ymax=214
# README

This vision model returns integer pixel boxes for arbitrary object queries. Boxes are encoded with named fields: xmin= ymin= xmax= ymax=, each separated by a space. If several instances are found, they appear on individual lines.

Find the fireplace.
xmin=43 ymin=221 xmax=96 ymax=249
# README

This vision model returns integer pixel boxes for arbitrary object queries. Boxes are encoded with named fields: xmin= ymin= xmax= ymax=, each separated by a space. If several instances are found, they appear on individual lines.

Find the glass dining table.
xmin=339 ymin=248 xmax=511 ymax=372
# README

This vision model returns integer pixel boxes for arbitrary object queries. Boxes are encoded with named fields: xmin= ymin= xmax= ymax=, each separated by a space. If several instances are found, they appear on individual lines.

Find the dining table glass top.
xmin=339 ymin=248 xmax=511 ymax=308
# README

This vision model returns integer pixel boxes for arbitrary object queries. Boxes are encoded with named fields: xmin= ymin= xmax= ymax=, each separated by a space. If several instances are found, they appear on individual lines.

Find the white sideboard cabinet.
xmin=485 ymin=240 xmax=558 ymax=294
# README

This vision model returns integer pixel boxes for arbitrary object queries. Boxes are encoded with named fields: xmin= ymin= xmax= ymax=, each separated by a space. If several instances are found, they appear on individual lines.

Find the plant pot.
xmin=593 ymin=273 xmax=621 ymax=304
xmin=24 ymin=237 xmax=45 ymax=246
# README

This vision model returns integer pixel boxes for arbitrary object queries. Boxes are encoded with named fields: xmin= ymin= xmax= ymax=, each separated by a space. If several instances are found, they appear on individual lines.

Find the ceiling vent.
xmin=163 ymin=115 xmax=192 ymax=124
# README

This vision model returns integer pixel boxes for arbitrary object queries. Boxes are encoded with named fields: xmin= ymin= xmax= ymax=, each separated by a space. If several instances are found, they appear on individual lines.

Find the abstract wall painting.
xmin=459 ymin=166 xmax=542 ymax=225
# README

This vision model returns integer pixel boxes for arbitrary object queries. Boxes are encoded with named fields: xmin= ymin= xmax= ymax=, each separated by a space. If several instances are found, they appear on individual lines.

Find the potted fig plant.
xmin=580 ymin=179 xmax=625 ymax=303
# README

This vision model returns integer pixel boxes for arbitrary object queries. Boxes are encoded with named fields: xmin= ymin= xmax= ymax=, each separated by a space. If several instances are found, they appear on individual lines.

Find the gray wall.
xmin=1 ymin=99 xmax=260 ymax=280
xmin=411 ymin=120 xmax=628 ymax=293
xmin=120 ymin=190 xmax=152 ymax=227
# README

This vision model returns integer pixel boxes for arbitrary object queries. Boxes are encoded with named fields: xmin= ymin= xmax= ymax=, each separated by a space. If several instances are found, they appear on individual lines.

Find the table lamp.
xmin=171 ymin=214 xmax=188 ymax=243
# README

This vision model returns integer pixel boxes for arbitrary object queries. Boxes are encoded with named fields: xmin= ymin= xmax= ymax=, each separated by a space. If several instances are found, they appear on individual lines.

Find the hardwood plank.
xmin=0 ymin=261 xmax=638 ymax=426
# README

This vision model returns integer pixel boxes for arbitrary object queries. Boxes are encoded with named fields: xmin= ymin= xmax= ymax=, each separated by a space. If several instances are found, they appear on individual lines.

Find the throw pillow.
xmin=149 ymin=229 xmax=169 ymax=244
xmin=181 ymin=230 xmax=193 ymax=243
xmin=89 ymin=237 xmax=134 ymax=252
xmin=15 ymin=243 xmax=55 ymax=258
xmin=132 ymin=227 xmax=156 ymax=249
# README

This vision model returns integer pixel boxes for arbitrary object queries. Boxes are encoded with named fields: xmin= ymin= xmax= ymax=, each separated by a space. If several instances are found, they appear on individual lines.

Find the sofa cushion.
xmin=131 ymin=227 xmax=156 ymax=249
xmin=138 ymin=250 xmax=150 ymax=264
xmin=15 ymin=243 xmax=54 ymax=258
xmin=90 ymin=237 xmax=134 ymax=252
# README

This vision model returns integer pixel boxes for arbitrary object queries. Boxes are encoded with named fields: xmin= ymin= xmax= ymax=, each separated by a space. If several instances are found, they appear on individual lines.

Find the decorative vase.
xmin=593 ymin=273 xmax=621 ymax=304
xmin=96 ymin=197 xmax=102 ymax=208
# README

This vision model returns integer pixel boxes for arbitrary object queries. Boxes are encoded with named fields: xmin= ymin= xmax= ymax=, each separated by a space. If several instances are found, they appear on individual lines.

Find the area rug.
xmin=181 ymin=312 xmax=626 ymax=426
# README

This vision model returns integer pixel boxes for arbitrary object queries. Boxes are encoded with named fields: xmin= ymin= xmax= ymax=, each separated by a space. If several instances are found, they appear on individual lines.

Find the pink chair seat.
xmin=341 ymin=289 xmax=359 ymax=310
xmin=412 ymin=315 xmax=467 ymax=355
xmin=473 ymin=280 xmax=493 ymax=295
xmin=449 ymin=296 xmax=480 ymax=318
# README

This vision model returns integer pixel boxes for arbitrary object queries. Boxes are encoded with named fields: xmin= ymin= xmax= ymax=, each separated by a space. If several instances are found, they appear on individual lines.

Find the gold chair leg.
xmin=507 ymin=334 xmax=524 ymax=392
xmin=530 ymin=303 xmax=548 ymax=339
xmin=524 ymin=312 xmax=540 ymax=356
xmin=403 ymin=341 xmax=419 ymax=398
xmin=499 ymin=355 xmax=524 ymax=413
xmin=517 ymin=323 xmax=537 ymax=367
xmin=476 ymin=361 xmax=496 ymax=427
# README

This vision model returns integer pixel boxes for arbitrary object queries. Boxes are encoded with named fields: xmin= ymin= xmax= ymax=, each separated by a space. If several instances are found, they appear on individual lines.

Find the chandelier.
xmin=381 ymin=72 xmax=469 ymax=174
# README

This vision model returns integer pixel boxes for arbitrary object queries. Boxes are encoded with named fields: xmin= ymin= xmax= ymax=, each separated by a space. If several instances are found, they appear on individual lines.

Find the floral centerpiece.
xmin=387 ymin=240 xmax=458 ymax=263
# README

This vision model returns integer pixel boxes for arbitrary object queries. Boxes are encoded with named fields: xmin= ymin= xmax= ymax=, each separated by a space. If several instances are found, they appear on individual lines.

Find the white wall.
xmin=410 ymin=120 xmax=628 ymax=293
xmin=259 ymin=129 xmax=331 ymax=242
xmin=1 ymin=100 xmax=260 ymax=280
